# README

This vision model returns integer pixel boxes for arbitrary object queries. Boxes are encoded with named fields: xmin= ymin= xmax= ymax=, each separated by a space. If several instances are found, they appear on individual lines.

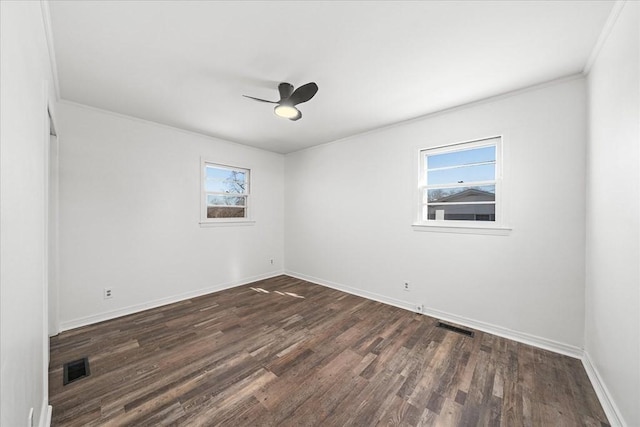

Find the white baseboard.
xmin=286 ymin=271 xmax=418 ymax=313
xmin=285 ymin=270 xmax=582 ymax=359
xmin=582 ymin=351 xmax=625 ymax=427
xmin=59 ymin=271 xmax=284 ymax=332
xmin=419 ymin=306 xmax=582 ymax=358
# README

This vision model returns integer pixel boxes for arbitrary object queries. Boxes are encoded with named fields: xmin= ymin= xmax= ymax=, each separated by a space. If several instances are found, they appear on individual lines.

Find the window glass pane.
xmin=205 ymin=166 xmax=247 ymax=194
xmin=426 ymin=185 xmax=495 ymax=203
xmin=427 ymin=163 xmax=495 ymax=185
xmin=425 ymin=204 xmax=495 ymax=221
xmin=207 ymin=195 xmax=246 ymax=207
xmin=427 ymin=145 xmax=495 ymax=170
xmin=207 ymin=206 xmax=246 ymax=218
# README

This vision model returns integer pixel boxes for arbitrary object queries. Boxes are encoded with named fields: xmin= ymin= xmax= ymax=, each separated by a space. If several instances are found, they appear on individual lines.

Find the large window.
xmin=418 ymin=136 xmax=502 ymax=225
xmin=201 ymin=161 xmax=250 ymax=222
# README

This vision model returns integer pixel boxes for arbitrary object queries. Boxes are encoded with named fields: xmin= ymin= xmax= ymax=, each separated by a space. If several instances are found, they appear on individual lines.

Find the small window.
xmin=201 ymin=162 xmax=250 ymax=222
xmin=417 ymin=136 xmax=502 ymax=226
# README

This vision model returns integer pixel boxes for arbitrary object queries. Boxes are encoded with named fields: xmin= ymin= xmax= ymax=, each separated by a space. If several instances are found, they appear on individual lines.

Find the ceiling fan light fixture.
xmin=245 ymin=81 xmax=316 ymax=121
xmin=274 ymin=104 xmax=301 ymax=120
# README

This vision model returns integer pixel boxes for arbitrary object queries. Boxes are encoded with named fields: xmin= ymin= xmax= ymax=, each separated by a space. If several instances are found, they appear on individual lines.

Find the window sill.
xmin=412 ymin=223 xmax=512 ymax=235
xmin=200 ymin=220 xmax=256 ymax=227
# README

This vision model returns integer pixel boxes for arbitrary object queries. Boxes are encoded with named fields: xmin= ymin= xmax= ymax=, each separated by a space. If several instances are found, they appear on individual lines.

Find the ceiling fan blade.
xmin=278 ymin=83 xmax=294 ymax=101
xmin=242 ymin=95 xmax=278 ymax=104
xmin=289 ymin=82 xmax=318 ymax=105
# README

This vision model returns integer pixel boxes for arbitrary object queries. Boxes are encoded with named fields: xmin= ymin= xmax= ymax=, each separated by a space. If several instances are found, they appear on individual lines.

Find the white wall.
xmin=285 ymin=78 xmax=587 ymax=350
xmin=57 ymin=102 xmax=284 ymax=329
xmin=585 ymin=2 xmax=639 ymax=426
xmin=0 ymin=2 xmax=57 ymax=426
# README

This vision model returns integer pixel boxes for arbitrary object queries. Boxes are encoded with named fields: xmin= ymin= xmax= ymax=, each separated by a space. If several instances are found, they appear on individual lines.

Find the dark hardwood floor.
xmin=49 ymin=275 xmax=609 ymax=426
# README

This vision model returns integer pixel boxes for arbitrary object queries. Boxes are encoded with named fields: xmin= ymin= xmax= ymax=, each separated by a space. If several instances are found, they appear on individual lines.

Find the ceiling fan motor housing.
xmin=278 ymin=83 xmax=294 ymax=101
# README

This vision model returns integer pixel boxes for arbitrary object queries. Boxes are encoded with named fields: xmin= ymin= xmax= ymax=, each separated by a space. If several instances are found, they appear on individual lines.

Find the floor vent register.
xmin=63 ymin=357 xmax=90 ymax=385
xmin=436 ymin=321 xmax=475 ymax=337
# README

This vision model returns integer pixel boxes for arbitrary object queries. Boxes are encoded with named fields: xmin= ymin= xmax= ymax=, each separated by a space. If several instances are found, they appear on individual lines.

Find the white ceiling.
xmin=49 ymin=1 xmax=613 ymax=154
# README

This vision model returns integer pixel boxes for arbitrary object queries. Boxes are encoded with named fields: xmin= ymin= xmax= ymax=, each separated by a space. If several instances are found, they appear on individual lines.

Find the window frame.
xmin=200 ymin=159 xmax=254 ymax=226
xmin=413 ymin=136 xmax=510 ymax=234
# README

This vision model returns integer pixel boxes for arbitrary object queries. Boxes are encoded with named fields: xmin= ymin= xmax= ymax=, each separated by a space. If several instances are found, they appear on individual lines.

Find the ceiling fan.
xmin=243 ymin=82 xmax=318 ymax=121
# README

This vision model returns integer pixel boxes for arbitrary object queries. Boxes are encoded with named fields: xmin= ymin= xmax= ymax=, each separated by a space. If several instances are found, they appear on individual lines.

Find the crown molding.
xmin=583 ymin=0 xmax=627 ymax=74
xmin=40 ymin=0 xmax=61 ymax=101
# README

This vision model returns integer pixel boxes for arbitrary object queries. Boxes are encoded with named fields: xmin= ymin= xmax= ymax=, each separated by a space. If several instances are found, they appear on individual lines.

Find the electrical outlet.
xmin=404 ymin=282 xmax=410 ymax=291
xmin=104 ymin=288 xmax=113 ymax=299
xmin=270 ymin=259 xmax=274 ymax=265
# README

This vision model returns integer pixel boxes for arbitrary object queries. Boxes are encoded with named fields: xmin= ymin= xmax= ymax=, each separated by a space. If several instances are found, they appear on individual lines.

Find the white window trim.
xmin=412 ymin=135 xmax=511 ymax=235
xmin=411 ymin=223 xmax=511 ymax=235
xmin=199 ymin=159 xmax=255 ymax=226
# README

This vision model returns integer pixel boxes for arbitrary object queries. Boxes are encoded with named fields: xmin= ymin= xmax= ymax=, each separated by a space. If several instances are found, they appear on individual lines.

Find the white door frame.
xmin=47 ymin=107 xmax=59 ymax=338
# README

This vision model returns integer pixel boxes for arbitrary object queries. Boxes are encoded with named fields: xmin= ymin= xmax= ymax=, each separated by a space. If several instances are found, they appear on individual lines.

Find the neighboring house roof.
xmin=434 ymin=188 xmax=495 ymax=203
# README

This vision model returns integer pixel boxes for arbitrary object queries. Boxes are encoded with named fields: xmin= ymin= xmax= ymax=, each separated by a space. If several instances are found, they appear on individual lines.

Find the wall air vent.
xmin=436 ymin=322 xmax=475 ymax=337
xmin=63 ymin=357 xmax=90 ymax=385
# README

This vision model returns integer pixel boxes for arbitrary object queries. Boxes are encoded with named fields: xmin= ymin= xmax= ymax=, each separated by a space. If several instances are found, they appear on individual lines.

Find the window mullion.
xmin=421 ymin=180 xmax=496 ymax=190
